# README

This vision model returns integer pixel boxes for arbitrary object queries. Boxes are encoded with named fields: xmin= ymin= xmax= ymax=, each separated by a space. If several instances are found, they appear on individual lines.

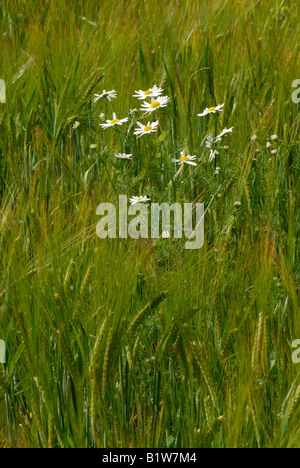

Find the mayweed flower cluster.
xmin=250 ymin=133 xmax=279 ymax=156
xmin=93 ymin=84 xmax=171 ymax=204
xmin=132 ymin=85 xmax=170 ymax=136
xmin=93 ymin=87 xmax=234 ymax=202
xmin=202 ymin=105 xmax=234 ymax=170
xmin=94 ymin=85 xmax=169 ymax=140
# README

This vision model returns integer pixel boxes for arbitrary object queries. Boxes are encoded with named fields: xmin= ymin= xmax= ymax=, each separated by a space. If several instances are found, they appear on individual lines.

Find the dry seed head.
xmin=102 ymin=327 xmax=113 ymax=396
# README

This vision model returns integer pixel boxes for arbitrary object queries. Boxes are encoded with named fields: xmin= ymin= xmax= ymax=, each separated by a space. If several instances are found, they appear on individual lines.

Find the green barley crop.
xmin=0 ymin=0 xmax=300 ymax=448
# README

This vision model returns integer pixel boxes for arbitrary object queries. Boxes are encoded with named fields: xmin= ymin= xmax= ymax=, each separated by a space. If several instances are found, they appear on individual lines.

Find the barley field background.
xmin=0 ymin=0 xmax=300 ymax=448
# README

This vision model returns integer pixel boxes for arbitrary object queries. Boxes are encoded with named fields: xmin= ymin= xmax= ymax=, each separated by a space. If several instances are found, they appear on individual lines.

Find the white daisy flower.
xmin=197 ymin=103 xmax=224 ymax=117
xmin=94 ymin=89 xmax=117 ymax=102
xmin=100 ymin=112 xmax=128 ymax=129
xmin=215 ymin=127 xmax=233 ymax=142
xmin=133 ymin=85 xmax=163 ymax=100
xmin=133 ymin=121 xmax=159 ymax=138
xmin=171 ymin=151 xmax=197 ymax=166
xmin=215 ymin=166 xmax=221 ymax=175
xmin=270 ymin=134 xmax=278 ymax=141
xmin=251 ymin=135 xmax=258 ymax=141
xmin=129 ymin=195 xmax=150 ymax=205
xmin=209 ymin=149 xmax=219 ymax=163
xmin=114 ymin=153 xmax=132 ymax=160
xmin=271 ymin=149 xmax=277 ymax=155
xmin=72 ymin=121 xmax=80 ymax=130
xmin=266 ymin=141 xmax=272 ymax=149
xmin=140 ymin=96 xmax=170 ymax=115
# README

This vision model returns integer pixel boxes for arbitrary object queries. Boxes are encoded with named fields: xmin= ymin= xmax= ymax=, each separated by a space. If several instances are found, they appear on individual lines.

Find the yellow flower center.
xmin=110 ymin=119 xmax=119 ymax=124
xmin=180 ymin=156 xmax=189 ymax=162
xmin=150 ymin=101 xmax=160 ymax=109
xmin=208 ymin=107 xmax=216 ymax=112
xmin=144 ymin=125 xmax=152 ymax=132
xmin=144 ymin=90 xmax=152 ymax=95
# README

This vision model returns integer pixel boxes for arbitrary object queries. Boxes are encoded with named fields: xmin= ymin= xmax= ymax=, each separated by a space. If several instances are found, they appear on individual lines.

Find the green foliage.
xmin=0 ymin=0 xmax=299 ymax=448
